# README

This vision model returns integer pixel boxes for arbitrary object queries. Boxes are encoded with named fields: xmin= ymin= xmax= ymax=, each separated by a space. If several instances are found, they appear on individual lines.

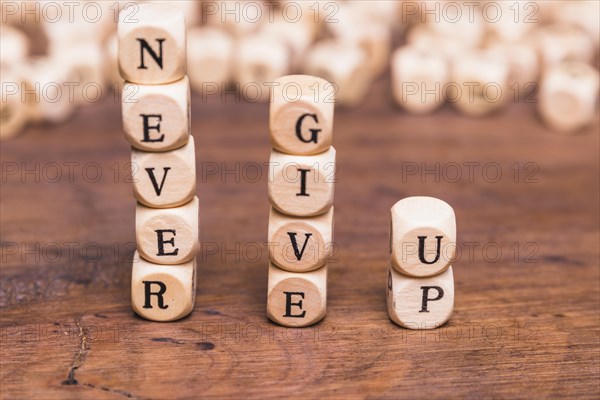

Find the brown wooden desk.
xmin=1 ymin=80 xmax=599 ymax=399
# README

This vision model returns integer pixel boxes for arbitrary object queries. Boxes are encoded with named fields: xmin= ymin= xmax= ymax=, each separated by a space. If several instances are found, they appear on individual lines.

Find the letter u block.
xmin=270 ymin=75 xmax=335 ymax=155
xmin=268 ymin=147 xmax=336 ymax=217
xmin=387 ymin=266 xmax=454 ymax=329
xmin=131 ymin=251 xmax=196 ymax=322
xmin=118 ymin=3 xmax=186 ymax=84
xmin=267 ymin=263 xmax=327 ymax=327
xmin=390 ymin=196 xmax=456 ymax=277
xmin=122 ymin=77 xmax=190 ymax=151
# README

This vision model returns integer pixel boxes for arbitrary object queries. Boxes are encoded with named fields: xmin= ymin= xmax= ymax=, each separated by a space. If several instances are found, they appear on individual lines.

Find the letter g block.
xmin=390 ymin=196 xmax=456 ymax=277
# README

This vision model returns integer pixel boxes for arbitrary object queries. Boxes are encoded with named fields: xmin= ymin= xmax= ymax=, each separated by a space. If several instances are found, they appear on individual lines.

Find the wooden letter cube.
xmin=118 ymin=3 xmax=186 ymax=84
xmin=391 ymin=46 xmax=448 ymax=114
xmin=132 ymin=136 xmax=196 ymax=208
xmin=538 ymin=62 xmax=600 ymax=133
xmin=387 ymin=266 xmax=454 ymax=329
xmin=187 ymin=27 xmax=234 ymax=92
xmin=131 ymin=251 xmax=196 ymax=322
xmin=267 ymin=263 xmax=327 ymax=327
xmin=122 ymin=77 xmax=190 ymax=151
xmin=136 ymin=196 xmax=199 ymax=265
xmin=390 ymin=197 xmax=456 ymax=278
xmin=268 ymin=147 xmax=336 ymax=217
xmin=268 ymin=207 xmax=333 ymax=272
xmin=270 ymin=75 xmax=334 ymax=156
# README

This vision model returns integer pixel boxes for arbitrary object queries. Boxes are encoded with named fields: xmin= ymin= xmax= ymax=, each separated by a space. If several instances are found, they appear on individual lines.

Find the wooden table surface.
xmin=1 ymin=79 xmax=599 ymax=399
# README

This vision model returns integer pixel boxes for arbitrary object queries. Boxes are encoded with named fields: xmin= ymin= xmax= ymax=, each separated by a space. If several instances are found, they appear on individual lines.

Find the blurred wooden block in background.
xmin=0 ymin=25 xmax=29 ymax=69
xmin=0 ymin=68 xmax=29 ymax=140
xmin=122 ymin=77 xmax=190 ymax=152
xmin=531 ymin=23 xmax=596 ymax=70
xmin=268 ymin=147 xmax=336 ymax=217
xmin=483 ymin=40 xmax=539 ymax=97
xmin=187 ymin=27 xmax=234 ymax=93
xmin=54 ymin=44 xmax=105 ymax=106
xmin=268 ymin=207 xmax=333 ymax=273
xmin=391 ymin=46 xmax=448 ymax=114
xmin=136 ymin=196 xmax=199 ymax=265
xmin=270 ymin=75 xmax=334 ymax=155
xmin=118 ymin=3 xmax=186 ymax=84
xmin=132 ymin=136 xmax=196 ymax=208
xmin=259 ymin=15 xmax=314 ymax=70
xmin=538 ymin=62 xmax=600 ymax=133
xmin=131 ymin=251 xmax=196 ymax=322
xmin=303 ymin=40 xmax=371 ymax=107
xmin=390 ymin=196 xmax=456 ymax=278
xmin=267 ymin=262 xmax=327 ymax=327
xmin=234 ymin=34 xmax=290 ymax=103
xmin=449 ymin=50 xmax=509 ymax=117
xmin=387 ymin=266 xmax=454 ymax=330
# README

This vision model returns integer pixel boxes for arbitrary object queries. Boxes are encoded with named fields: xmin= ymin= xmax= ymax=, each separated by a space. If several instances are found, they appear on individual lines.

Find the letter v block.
xmin=122 ymin=76 xmax=190 ymax=151
xmin=270 ymin=75 xmax=334 ymax=155
xmin=136 ymin=196 xmax=199 ymax=265
xmin=268 ymin=207 xmax=333 ymax=272
xmin=131 ymin=251 xmax=196 ymax=322
xmin=267 ymin=263 xmax=327 ymax=327
xmin=387 ymin=266 xmax=454 ymax=329
xmin=268 ymin=147 xmax=336 ymax=217
xmin=390 ymin=196 xmax=456 ymax=277
xmin=118 ymin=3 xmax=186 ymax=84
xmin=132 ymin=136 xmax=196 ymax=208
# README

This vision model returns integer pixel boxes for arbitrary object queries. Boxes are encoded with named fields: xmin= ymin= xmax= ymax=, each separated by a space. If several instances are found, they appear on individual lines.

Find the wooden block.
xmin=531 ymin=23 xmax=595 ymax=70
xmin=122 ymin=77 xmax=190 ymax=152
xmin=538 ymin=62 xmax=600 ymax=133
xmin=553 ymin=0 xmax=600 ymax=47
xmin=268 ymin=147 xmax=336 ymax=217
xmin=131 ymin=136 xmax=196 ymax=208
xmin=136 ymin=196 xmax=199 ymax=265
xmin=187 ymin=27 xmax=234 ymax=92
xmin=269 ymin=75 xmax=334 ymax=156
xmin=391 ymin=46 xmax=448 ymax=114
xmin=118 ymin=3 xmax=186 ymax=84
xmin=483 ymin=2 xmax=535 ymax=43
xmin=259 ymin=16 xmax=313 ymax=70
xmin=267 ymin=263 xmax=327 ymax=327
xmin=449 ymin=50 xmax=509 ymax=117
xmin=303 ymin=39 xmax=371 ymax=107
xmin=425 ymin=7 xmax=484 ymax=49
xmin=0 ymin=68 xmax=28 ymax=140
xmin=0 ymin=25 xmax=29 ymax=69
xmin=387 ymin=266 xmax=454 ymax=329
xmin=147 ymin=0 xmax=201 ymax=27
xmin=390 ymin=196 xmax=456 ymax=278
xmin=483 ymin=40 xmax=539 ymax=96
xmin=405 ymin=25 xmax=467 ymax=69
xmin=131 ymin=251 xmax=196 ymax=322
xmin=52 ymin=44 xmax=105 ymax=106
xmin=268 ymin=207 xmax=333 ymax=272
xmin=234 ymin=34 xmax=290 ymax=102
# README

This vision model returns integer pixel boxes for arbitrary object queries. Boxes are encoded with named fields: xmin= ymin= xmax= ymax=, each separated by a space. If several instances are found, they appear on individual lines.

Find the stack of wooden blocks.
xmin=118 ymin=4 xmax=198 ymax=322
xmin=266 ymin=75 xmax=336 ymax=327
xmin=387 ymin=197 xmax=457 ymax=330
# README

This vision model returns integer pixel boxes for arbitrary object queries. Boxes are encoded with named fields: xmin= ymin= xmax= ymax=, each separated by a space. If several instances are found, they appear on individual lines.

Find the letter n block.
xmin=131 ymin=251 xmax=196 ymax=322
xmin=270 ymin=75 xmax=334 ymax=155
xmin=118 ymin=3 xmax=186 ymax=84
xmin=387 ymin=266 xmax=454 ymax=329
xmin=390 ymin=196 xmax=456 ymax=277
xmin=267 ymin=263 xmax=327 ymax=327
xmin=131 ymin=136 xmax=196 ymax=208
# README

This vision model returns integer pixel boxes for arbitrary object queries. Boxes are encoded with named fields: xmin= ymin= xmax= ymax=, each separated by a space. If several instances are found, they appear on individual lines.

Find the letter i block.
xmin=270 ymin=75 xmax=335 ymax=156
xmin=136 ymin=196 xmax=199 ymax=265
xmin=131 ymin=251 xmax=196 ymax=322
xmin=268 ymin=147 xmax=336 ymax=217
xmin=390 ymin=197 xmax=456 ymax=277
xmin=387 ymin=266 xmax=454 ymax=329
xmin=268 ymin=207 xmax=333 ymax=272
xmin=122 ymin=77 xmax=190 ymax=151
xmin=118 ymin=3 xmax=186 ymax=84
xmin=131 ymin=136 xmax=196 ymax=208
xmin=267 ymin=263 xmax=327 ymax=327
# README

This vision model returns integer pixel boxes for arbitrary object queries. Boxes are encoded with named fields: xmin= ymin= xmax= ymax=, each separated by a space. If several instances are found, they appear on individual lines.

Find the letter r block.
xmin=122 ymin=77 xmax=190 ymax=151
xmin=131 ymin=251 xmax=196 ymax=322
xmin=267 ymin=263 xmax=327 ymax=327
xmin=270 ymin=75 xmax=335 ymax=155
xmin=390 ymin=196 xmax=456 ymax=277
xmin=387 ymin=266 xmax=454 ymax=329
xmin=118 ymin=3 xmax=186 ymax=84
xmin=136 ymin=196 xmax=199 ymax=265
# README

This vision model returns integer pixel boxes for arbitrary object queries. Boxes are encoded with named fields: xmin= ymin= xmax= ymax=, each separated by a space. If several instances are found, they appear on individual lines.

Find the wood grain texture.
xmin=1 ymin=78 xmax=599 ymax=399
